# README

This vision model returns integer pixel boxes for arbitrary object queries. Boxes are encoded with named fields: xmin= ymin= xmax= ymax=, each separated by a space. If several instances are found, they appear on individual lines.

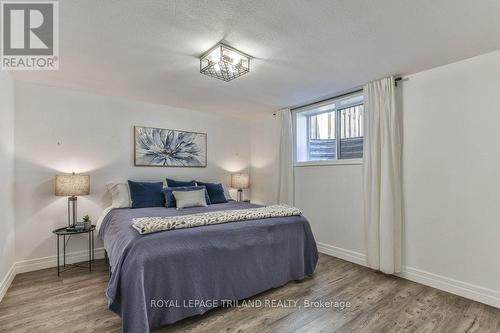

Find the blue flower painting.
xmin=134 ymin=126 xmax=207 ymax=167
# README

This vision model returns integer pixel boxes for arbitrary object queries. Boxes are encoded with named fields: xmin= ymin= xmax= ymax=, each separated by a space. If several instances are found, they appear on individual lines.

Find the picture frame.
xmin=134 ymin=126 xmax=207 ymax=167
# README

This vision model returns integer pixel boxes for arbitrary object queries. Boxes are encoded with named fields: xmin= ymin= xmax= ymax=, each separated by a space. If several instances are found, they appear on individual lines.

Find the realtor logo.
xmin=1 ymin=1 xmax=59 ymax=70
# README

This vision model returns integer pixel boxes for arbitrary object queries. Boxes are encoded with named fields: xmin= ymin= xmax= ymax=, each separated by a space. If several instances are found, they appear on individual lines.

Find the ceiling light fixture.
xmin=200 ymin=43 xmax=251 ymax=82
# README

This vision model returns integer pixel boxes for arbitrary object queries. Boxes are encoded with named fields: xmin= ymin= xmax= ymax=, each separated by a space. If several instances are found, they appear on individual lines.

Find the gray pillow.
xmin=172 ymin=189 xmax=208 ymax=209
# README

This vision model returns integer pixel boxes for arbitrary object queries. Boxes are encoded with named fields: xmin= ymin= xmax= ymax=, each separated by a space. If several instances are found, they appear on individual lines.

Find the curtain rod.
xmin=281 ymin=77 xmax=403 ymax=114
xmin=290 ymin=88 xmax=362 ymax=111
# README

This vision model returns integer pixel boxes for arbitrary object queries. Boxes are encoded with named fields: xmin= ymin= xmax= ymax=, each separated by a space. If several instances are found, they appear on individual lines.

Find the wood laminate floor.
xmin=0 ymin=254 xmax=499 ymax=333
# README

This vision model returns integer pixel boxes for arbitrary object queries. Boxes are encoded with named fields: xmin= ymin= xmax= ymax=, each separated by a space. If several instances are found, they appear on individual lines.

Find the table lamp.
xmin=231 ymin=173 xmax=249 ymax=202
xmin=55 ymin=172 xmax=90 ymax=227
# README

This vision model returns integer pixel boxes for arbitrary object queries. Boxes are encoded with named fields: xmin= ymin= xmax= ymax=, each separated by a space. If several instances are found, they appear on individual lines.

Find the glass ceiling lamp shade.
xmin=231 ymin=173 xmax=250 ymax=202
xmin=55 ymin=173 xmax=90 ymax=227
xmin=200 ymin=43 xmax=251 ymax=82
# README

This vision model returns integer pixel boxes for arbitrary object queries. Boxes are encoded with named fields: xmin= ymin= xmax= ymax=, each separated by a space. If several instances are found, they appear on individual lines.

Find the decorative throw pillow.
xmin=173 ymin=189 xmax=208 ymax=209
xmin=196 ymin=181 xmax=228 ymax=204
xmin=106 ymin=183 xmax=131 ymax=208
xmin=163 ymin=186 xmax=211 ymax=208
xmin=128 ymin=181 xmax=164 ymax=208
xmin=166 ymin=178 xmax=196 ymax=188
xmin=221 ymin=184 xmax=233 ymax=201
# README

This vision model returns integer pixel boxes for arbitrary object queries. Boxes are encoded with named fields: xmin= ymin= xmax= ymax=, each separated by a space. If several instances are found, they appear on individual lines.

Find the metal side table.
xmin=52 ymin=225 xmax=95 ymax=276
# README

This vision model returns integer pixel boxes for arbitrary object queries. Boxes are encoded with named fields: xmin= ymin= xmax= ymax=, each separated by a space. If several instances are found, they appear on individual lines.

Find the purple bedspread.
xmin=98 ymin=201 xmax=318 ymax=332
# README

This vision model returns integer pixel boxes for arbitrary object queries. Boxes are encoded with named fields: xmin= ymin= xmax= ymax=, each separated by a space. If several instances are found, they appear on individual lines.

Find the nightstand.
xmin=52 ymin=225 xmax=95 ymax=276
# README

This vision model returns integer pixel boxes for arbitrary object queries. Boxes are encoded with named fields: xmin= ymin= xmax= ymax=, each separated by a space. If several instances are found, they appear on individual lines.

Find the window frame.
xmin=293 ymin=92 xmax=364 ymax=167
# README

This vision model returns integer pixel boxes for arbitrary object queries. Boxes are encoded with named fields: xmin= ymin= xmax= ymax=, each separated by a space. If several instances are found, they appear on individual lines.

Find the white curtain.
xmin=277 ymin=108 xmax=294 ymax=205
xmin=363 ymin=76 xmax=402 ymax=274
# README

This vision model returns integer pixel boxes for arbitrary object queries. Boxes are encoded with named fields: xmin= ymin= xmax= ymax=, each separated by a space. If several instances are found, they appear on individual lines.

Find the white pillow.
xmin=173 ymin=189 xmax=207 ymax=209
xmin=106 ymin=183 xmax=131 ymax=208
xmin=222 ymin=184 xmax=233 ymax=200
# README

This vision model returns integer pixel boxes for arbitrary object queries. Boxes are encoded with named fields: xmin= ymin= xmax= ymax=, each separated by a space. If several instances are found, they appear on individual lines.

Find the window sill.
xmin=295 ymin=159 xmax=363 ymax=167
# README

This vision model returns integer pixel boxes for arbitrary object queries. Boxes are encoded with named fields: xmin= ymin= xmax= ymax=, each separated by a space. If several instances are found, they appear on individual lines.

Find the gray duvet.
xmin=98 ymin=201 xmax=318 ymax=332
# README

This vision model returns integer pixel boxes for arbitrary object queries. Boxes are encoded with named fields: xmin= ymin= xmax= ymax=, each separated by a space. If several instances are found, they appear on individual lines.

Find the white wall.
xmin=251 ymin=50 xmax=500 ymax=307
xmin=295 ymin=164 xmax=364 ymax=258
xmin=250 ymin=114 xmax=280 ymax=205
xmin=401 ymin=50 xmax=500 ymax=298
xmin=13 ymin=82 xmax=251 ymax=265
xmin=0 ymin=72 xmax=15 ymax=299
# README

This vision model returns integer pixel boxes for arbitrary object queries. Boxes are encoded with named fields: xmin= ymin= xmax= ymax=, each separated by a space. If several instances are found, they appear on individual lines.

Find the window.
xmin=294 ymin=93 xmax=364 ymax=164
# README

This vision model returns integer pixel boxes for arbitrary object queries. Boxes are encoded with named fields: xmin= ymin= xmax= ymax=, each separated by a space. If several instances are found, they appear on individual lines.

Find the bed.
xmin=98 ymin=201 xmax=318 ymax=333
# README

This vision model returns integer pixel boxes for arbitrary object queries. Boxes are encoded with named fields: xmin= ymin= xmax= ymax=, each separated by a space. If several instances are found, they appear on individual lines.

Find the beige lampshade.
xmin=55 ymin=173 xmax=90 ymax=196
xmin=231 ymin=173 xmax=250 ymax=189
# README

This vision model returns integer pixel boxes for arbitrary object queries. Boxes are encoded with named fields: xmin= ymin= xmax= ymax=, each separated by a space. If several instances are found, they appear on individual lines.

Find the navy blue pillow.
xmin=163 ymin=186 xmax=211 ymax=208
xmin=128 ymin=181 xmax=165 ymax=208
xmin=196 ymin=181 xmax=227 ymax=204
xmin=166 ymin=178 xmax=196 ymax=188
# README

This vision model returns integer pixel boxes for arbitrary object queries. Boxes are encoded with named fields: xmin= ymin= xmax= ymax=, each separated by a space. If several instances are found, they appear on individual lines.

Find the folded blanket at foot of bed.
xmin=132 ymin=205 xmax=302 ymax=234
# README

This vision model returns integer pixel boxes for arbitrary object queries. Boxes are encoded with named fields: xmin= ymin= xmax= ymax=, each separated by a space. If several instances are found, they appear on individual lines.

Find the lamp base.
xmin=67 ymin=196 xmax=78 ymax=227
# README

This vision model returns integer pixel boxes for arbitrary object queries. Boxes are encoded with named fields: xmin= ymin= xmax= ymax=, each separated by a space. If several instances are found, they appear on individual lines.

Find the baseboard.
xmin=316 ymin=241 xmax=367 ymax=267
xmin=15 ymin=247 xmax=105 ymax=274
xmin=0 ymin=247 xmax=105 ymax=303
xmin=398 ymin=266 xmax=500 ymax=309
xmin=0 ymin=263 xmax=16 ymax=302
xmin=317 ymin=241 xmax=500 ymax=309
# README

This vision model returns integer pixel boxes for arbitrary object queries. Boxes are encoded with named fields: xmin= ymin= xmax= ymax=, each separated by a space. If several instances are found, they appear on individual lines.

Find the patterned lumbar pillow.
xmin=172 ymin=189 xmax=208 ymax=209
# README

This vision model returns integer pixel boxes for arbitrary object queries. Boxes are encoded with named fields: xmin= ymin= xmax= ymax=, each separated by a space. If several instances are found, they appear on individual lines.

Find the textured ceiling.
xmin=11 ymin=0 xmax=500 ymax=117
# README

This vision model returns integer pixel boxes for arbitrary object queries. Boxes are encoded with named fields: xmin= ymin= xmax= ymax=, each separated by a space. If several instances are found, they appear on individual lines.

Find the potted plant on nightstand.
xmin=82 ymin=215 xmax=92 ymax=230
